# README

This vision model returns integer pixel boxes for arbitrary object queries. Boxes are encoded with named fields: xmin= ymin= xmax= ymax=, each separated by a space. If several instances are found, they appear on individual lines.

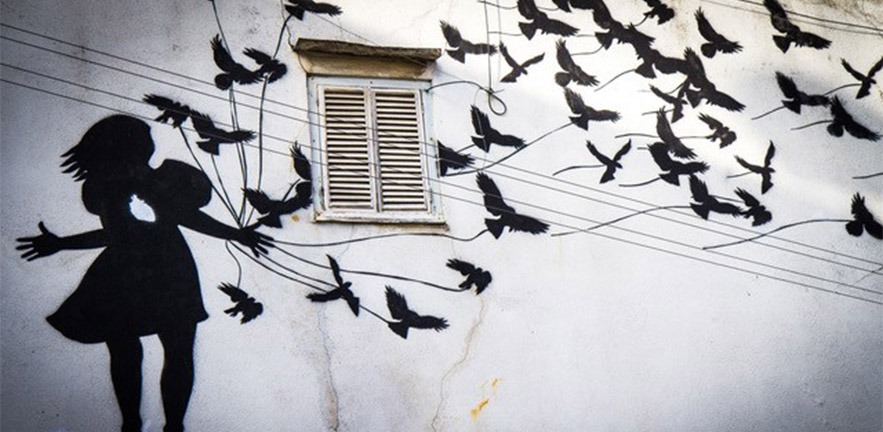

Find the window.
xmin=297 ymin=39 xmax=443 ymax=223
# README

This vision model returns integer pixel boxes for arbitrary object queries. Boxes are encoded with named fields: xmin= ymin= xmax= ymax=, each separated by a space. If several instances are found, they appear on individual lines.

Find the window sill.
xmin=314 ymin=211 xmax=446 ymax=225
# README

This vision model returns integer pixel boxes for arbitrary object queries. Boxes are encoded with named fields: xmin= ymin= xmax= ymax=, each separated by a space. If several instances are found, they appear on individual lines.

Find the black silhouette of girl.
xmin=16 ymin=115 xmax=271 ymax=432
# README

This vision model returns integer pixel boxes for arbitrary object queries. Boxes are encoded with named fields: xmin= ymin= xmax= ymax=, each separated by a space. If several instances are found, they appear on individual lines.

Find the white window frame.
xmin=308 ymin=76 xmax=443 ymax=224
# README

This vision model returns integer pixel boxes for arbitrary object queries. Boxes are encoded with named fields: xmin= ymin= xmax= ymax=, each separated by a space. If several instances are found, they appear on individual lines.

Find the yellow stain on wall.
xmin=290 ymin=215 xmax=300 ymax=222
xmin=470 ymin=398 xmax=490 ymax=421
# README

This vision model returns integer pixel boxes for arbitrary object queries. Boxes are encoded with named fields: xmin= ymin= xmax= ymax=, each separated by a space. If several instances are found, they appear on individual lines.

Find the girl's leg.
xmin=106 ymin=337 xmax=144 ymax=432
xmin=157 ymin=323 xmax=197 ymax=432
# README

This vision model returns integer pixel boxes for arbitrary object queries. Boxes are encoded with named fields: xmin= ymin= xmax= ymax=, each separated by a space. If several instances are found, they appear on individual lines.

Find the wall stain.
xmin=469 ymin=398 xmax=490 ymax=421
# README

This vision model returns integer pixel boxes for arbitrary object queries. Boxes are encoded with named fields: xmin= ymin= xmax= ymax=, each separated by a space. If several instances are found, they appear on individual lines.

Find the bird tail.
xmin=690 ymin=203 xmax=710 ymax=220
xmin=782 ymin=99 xmax=802 ymax=114
xmin=595 ymin=31 xmax=614 ymax=49
xmin=485 ymin=218 xmax=506 ymax=239
xmin=634 ymin=61 xmax=656 ymax=78
xmin=773 ymin=35 xmax=791 ymax=53
xmin=346 ymin=296 xmax=360 ymax=317
xmin=196 ymin=140 xmax=220 ymax=155
xmin=447 ymin=49 xmax=466 ymax=63
xmin=700 ymin=43 xmax=717 ymax=58
xmin=659 ymin=172 xmax=680 ymax=186
xmin=554 ymin=72 xmax=572 ymax=87
xmin=257 ymin=214 xmax=282 ymax=229
xmin=684 ymin=89 xmax=702 ymax=108
xmin=570 ymin=115 xmax=589 ymax=130
xmin=519 ymin=22 xmax=537 ymax=40
xmin=388 ymin=322 xmax=410 ymax=339
xmin=472 ymin=136 xmax=490 ymax=152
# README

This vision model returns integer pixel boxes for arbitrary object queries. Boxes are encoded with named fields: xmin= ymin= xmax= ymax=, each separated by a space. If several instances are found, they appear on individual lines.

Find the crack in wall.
xmin=430 ymin=296 xmax=487 ymax=432
xmin=316 ymin=310 xmax=341 ymax=432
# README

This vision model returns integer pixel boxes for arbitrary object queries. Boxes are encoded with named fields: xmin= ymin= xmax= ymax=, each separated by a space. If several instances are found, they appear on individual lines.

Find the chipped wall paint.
xmin=1 ymin=0 xmax=881 ymax=431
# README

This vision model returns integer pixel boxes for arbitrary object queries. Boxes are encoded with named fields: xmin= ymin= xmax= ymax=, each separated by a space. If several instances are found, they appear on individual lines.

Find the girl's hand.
xmin=16 ymin=222 xmax=62 ymax=261
xmin=238 ymin=224 xmax=274 ymax=258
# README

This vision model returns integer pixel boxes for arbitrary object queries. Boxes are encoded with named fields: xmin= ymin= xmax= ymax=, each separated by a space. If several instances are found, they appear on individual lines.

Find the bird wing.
xmin=243 ymin=48 xmax=273 ymax=65
xmin=734 ymin=188 xmax=759 ymax=207
xmin=438 ymin=143 xmax=474 ymax=171
xmin=648 ymin=142 xmax=674 ymax=170
xmin=735 ymin=156 xmax=762 ymax=173
xmin=411 ymin=314 xmax=450 ymax=331
xmin=774 ymin=72 xmax=800 ymax=99
xmin=439 ymin=21 xmax=462 ymax=47
xmin=218 ymin=283 xmax=248 ymax=302
xmin=683 ymin=48 xmax=706 ymax=77
xmin=446 ymin=258 xmax=476 ymax=276
xmin=612 ymin=140 xmax=632 ymax=162
xmin=476 ymin=172 xmax=514 ymax=216
xmin=189 ymin=111 xmax=217 ymax=137
xmin=471 ymin=105 xmax=491 ymax=137
xmin=704 ymin=87 xmax=746 ymax=112
xmin=585 ymin=106 xmax=620 ymax=122
xmin=385 ymin=286 xmax=411 ymax=320
xmin=868 ymin=56 xmax=883 ymax=79
xmin=555 ymin=39 xmax=576 ymax=72
xmin=585 ymin=141 xmax=612 ymax=165
xmin=689 ymin=175 xmax=710 ymax=201
xmin=523 ymin=52 xmax=546 ymax=68
xmin=832 ymin=97 xmax=881 ymax=141
xmin=655 ymin=109 xmax=680 ymax=145
xmin=763 ymin=0 xmax=797 ymax=33
xmin=244 ymin=189 xmax=274 ymax=214
xmin=698 ymin=113 xmax=723 ymax=131
xmin=763 ymin=141 xmax=776 ymax=167
xmin=211 ymin=35 xmax=238 ymax=72
xmin=509 ymin=214 xmax=550 ymax=234
xmin=517 ymin=0 xmax=539 ymax=20
xmin=499 ymin=43 xmax=518 ymax=68
xmin=291 ymin=144 xmax=312 ymax=181
xmin=304 ymin=1 xmax=342 ymax=15
xmin=649 ymin=85 xmax=682 ymax=105
xmin=564 ymin=87 xmax=587 ymax=114
xmin=694 ymin=8 xmax=719 ymax=42
xmin=841 ymin=59 xmax=866 ymax=81
xmin=327 ymin=255 xmax=345 ymax=287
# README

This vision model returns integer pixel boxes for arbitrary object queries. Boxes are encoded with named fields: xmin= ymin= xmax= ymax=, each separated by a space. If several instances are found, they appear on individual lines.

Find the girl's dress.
xmin=47 ymin=160 xmax=213 ymax=343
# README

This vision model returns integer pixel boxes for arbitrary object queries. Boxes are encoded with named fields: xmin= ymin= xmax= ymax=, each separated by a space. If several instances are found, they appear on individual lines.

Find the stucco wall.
xmin=1 ymin=0 xmax=881 ymax=431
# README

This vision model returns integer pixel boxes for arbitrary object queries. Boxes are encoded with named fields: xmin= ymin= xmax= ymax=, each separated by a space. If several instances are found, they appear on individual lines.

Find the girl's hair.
xmin=61 ymin=115 xmax=155 ymax=181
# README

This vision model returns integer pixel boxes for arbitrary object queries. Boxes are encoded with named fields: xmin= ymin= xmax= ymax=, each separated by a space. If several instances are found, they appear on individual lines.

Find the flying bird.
xmin=841 ymin=57 xmax=883 ymax=99
xmin=680 ymin=49 xmax=745 ymax=112
xmin=437 ymin=142 xmax=474 ymax=176
xmin=563 ymin=88 xmax=619 ymax=130
xmin=555 ymin=39 xmax=598 ymax=87
xmin=189 ymin=111 xmax=256 ymax=155
xmin=695 ymin=8 xmax=742 ymax=58
xmin=306 ymin=255 xmax=360 ymax=316
xmin=689 ymin=176 xmax=744 ymax=220
xmin=244 ymin=184 xmax=312 ymax=228
xmin=552 ymin=0 xmax=572 ymax=12
xmin=774 ymin=71 xmax=829 ymax=114
xmin=735 ymin=141 xmax=776 ymax=194
xmin=440 ymin=21 xmax=497 ymax=63
xmin=827 ymin=97 xmax=881 ymax=141
xmin=242 ymin=48 xmax=287 ymax=83
xmin=846 ymin=193 xmax=883 ymax=239
xmin=499 ymin=42 xmax=545 ymax=83
xmin=217 ymin=283 xmax=263 ymax=324
xmin=211 ymin=35 xmax=263 ymax=90
xmin=470 ymin=105 xmax=526 ymax=152
xmin=649 ymin=85 xmax=687 ymax=122
xmin=291 ymin=143 xmax=312 ymax=183
xmin=735 ymin=188 xmax=772 ymax=226
xmin=284 ymin=0 xmax=342 ymax=20
xmin=517 ymin=0 xmax=579 ymax=40
xmin=446 ymin=259 xmax=492 ymax=294
xmin=641 ymin=0 xmax=674 ymax=24
xmin=143 ymin=94 xmax=192 ymax=128
xmin=385 ymin=286 xmax=449 ymax=339
xmin=476 ymin=172 xmax=549 ymax=238
xmin=656 ymin=108 xmax=696 ymax=159
xmin=648 ymin=142 xmax=709 ymax=186
xmin=698 ymin=113 xmax=737 ymax=148
xmin=763 ymin=0 xmax=831 ymax=52
xmin=585 ymin=140 xmax=631 ymax=183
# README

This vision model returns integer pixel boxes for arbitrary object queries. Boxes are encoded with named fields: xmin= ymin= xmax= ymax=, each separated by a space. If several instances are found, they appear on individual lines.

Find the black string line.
xmin=701 ymin=0 xmax=883 ymax=37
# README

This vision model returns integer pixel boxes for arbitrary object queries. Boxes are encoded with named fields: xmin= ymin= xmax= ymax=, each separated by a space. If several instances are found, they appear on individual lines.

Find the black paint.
xmin=476 ymin=172 xmax=549 ymax=238
xmin=734 ymin=141 xmax=775 ymax=194
xmin=385 ymin=286 xmax=449 ymax=339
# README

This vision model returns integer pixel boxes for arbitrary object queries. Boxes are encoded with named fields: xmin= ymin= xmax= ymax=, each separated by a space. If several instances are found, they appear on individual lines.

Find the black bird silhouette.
xmin=695 ymin=8 xmax=742 ymax=58
xmin=306 ymin=255 xmax=360 ymax=316
xmin=500 ymin=43 xmax=545 ymax=83
xmin=244 ymin=184 xmax=312 ymax=228
xmin=284 ymin=0 xmax=342 ymax=20
xmin=596 ymin=22 xmax=656 ymax=52
xmin=217 ymin=283 xmax=264 ymax=324
xmin=564 ymin=88 xmax=619 ymax=130
xmin=827 ymin=97 xmax=881 ymax=141
xmin=586 ymin=140 xmax=631 ymax=183
xmin=689 ymin=176 xmax=743 ymax=220
xmin=552 ymin=0 xmax=571 ymax=12
xmin=189 ymin=111 xmax=256 ymax=155
xmin=763 ymin=0 xmax=831 ymax=52
xmin=211 ymin=35 xmax=262 ymax=90
xmin=680 ymin=49 xmax=745 ymax=112
xmin=440 ymin=21 xmax=497 ymax=63
xmin=648 ymin=142 xmax=709 ymax=186
xmin=846 ymin=193 xmax=883 ymax=239
xmin=555 ymin=39 xmax=598 ymax=87
xmin=517 ymin=0 xmax=579 ymax=40
xmin=143 ymin=94 xmax=192 ymax=128
xmin=446 ymin=259 xmax=492 ymax=294
xmin=476 ymin=172 xmax=549 ymax=238
xmin=774 ymin=72 xmax=829 ymax=114
xmin=242 ymin=48 xmax=287 ymax=83
xmin=735 ymin=141 xmax=776 ymax=194
xmin=656 ymin=108 xmax=696 ymax=159
xmin=841 ymin=57 xmax=883 ymax=99
xmin=698 ymin=113 xmax=737 ymax=148
xmin=641 ymin=0 xmax=674 ymax=24
xmin=385 ymin=286 xmax=449 ymax=339
xmin=438 ymin=142 xmax=474 ymax=176
xmin=291 ymin=143 xmax=312 ymax=183
xmin=470 ymin=106 xmax=525 ymax=152
xmin=735 ymin=188 xmax=772 ymax=226
xmin=649 ymin=85 xmax=687 ymax=122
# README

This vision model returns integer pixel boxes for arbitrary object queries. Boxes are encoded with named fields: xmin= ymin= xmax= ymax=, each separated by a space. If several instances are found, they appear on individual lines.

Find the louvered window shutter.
xmin=322 ymin=87 xmax=375 ymax=210
xmin=374 ymin=90 xmax=429 ymax=212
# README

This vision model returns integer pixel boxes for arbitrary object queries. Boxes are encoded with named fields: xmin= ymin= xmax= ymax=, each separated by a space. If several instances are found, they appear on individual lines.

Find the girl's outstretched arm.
xmin=16 ymin=222 xmax=108 ymax=261
xmin=180 ymin=211 xmax=273 ymax=257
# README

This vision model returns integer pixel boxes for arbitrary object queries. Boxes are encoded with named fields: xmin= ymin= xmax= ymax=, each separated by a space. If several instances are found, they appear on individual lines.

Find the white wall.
xmin=2 ymin=0 xmax=881 ymax=431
